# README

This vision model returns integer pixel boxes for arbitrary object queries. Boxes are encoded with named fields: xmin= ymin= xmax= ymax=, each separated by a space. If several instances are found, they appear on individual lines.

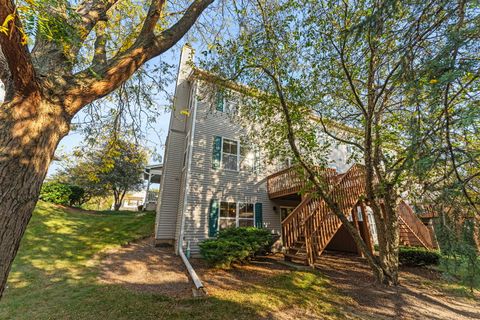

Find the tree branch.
xmin=92 ymin=21 xmax=107 ymax=66
xmin=0 ymin=0 xmax=38 ymax=96
xmin=65 ymin=0 xmax=214 ymax=116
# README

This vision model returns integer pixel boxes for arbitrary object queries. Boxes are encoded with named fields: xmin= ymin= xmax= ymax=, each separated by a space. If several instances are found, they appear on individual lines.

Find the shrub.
xmin=199 ymin=227 xmax=275 ymax=268
xmin=40 ymin=182 xmax=85 ymax=207
xmin=399 ymin=246 xmax=440 ymax=267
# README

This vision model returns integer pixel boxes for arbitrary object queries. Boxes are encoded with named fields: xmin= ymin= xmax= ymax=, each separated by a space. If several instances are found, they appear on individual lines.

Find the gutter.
xmin=178 ymin=81 xmax=205 ymax=294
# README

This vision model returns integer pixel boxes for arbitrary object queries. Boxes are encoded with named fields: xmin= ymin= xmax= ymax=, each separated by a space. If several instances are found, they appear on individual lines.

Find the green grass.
xmin=0 ymin=201 xmax=347 ymax=320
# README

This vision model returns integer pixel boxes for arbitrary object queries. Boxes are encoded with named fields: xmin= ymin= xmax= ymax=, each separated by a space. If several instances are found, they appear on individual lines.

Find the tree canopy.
xmin=204 ymin=0 xmax=480 ymax=284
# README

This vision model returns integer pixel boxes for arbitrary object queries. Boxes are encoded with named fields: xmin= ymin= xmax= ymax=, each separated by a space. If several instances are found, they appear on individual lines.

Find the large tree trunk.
xmin=0 ymin=94 xmax=69 ymax=297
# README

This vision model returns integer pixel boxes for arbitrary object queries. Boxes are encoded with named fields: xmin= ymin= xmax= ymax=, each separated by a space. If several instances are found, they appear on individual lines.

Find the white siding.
xmin=155 ymin=46 xmax=193 ymax=241
xmin=181 ymin=84 xmax=282 ymax=256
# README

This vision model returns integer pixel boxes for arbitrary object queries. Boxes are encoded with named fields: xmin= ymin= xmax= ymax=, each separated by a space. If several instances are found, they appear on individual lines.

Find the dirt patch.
xmin=97 ymin=238 xmax=192 ymax=298
xmin=191 ymin=256 xmax=292 ymax=293
xmin=97 ymin=240 xmax=479 ymax=319
xmin=315 ymin=251 xmax=480 ymax=320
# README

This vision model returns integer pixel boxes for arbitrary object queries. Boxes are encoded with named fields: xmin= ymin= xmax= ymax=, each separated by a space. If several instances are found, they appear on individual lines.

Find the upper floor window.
xmin=215 ymin=90 xmax=238 ymax=114
xmin=212 ymin=136 xmax=260 ymax=172
xmin=222 ymin=138 xmax=239 ymax=171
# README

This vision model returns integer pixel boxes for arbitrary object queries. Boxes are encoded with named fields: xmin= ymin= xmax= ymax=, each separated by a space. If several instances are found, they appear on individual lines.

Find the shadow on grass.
xmin=315 ymin=252 xmax=480 ymax=320
xmin=0 ymin=202 xmax=346 ymax=320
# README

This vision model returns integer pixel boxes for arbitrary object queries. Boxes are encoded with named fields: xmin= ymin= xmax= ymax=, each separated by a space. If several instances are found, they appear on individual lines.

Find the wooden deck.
xmin=266 ymin=164 xmax=437 ymax=265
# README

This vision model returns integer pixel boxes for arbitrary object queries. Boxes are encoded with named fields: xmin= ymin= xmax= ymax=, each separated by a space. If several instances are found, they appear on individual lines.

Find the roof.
xmin=144 ymin=164 xmax=163 ymax=183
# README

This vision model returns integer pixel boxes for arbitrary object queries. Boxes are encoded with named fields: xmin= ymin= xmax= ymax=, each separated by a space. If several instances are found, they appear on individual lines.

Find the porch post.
xmin=143 ymin=172 xmax=152 ymax=211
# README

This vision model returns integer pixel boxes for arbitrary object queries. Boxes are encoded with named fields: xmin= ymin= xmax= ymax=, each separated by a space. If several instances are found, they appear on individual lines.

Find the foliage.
xmin=199 ymin=227 xmax=275 ymax=268
xmin=437 ymin=217 xmax=480 ymax=293
xmin=398 ymin=247 xmax=440 ymax=267
xmin=39 ymin=182 xmax=86 ymax=207
xmin=203 ymin=0 xmax=480 ymax=285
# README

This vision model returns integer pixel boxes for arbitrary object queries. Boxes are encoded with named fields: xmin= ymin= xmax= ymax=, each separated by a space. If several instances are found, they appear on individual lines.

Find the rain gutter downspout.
xmin=178 ymin=81 xmax=205 ymax=293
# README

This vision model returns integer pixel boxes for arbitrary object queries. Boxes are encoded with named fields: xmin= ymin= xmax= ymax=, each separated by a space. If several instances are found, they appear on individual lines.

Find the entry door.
xmin=280 ymin=206 xmax=295 ymax=222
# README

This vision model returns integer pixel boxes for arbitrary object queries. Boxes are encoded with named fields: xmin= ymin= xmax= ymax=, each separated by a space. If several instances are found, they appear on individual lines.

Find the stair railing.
xmin=304 ymin=164 xmax=367 ymax=264
xmin=398 ymin=201 xmax=435 ymax=249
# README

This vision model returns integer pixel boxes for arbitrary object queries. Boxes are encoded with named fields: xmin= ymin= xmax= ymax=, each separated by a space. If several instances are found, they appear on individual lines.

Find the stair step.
xmin=284 ymin=252 xmax=308 ymax=262
xmin=289 ymin=246 xmax=306 ymax=253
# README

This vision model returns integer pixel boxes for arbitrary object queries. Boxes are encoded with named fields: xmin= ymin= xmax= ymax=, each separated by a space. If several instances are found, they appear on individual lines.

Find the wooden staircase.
xmin=269 ymin=164 xmax=437 ymax=266
xmin=282 ymin=164 xmax=368 ymax=265
xmin=398 ymin=200 xmax=437 ymax=249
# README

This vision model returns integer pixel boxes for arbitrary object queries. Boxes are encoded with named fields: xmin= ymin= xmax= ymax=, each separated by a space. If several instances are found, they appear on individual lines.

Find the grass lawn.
xmin=0 ymin=201 xmax=347 ymax=320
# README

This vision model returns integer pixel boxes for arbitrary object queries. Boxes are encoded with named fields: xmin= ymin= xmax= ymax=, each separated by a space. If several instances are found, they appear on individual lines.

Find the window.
xmin=213 ymin=136 xmax=259 ymax=172
xmin=240 ymin=145 xmax=255 ymax=171
xmin=219 ymin=202 xmax=255 ymax=229
xmin=222 ymin=138 xmax=239 ymax=170
xmin=238 ymin=203 xmax=254 ymax=227
xmin=219 ymin=202 xmax=237 ymax=229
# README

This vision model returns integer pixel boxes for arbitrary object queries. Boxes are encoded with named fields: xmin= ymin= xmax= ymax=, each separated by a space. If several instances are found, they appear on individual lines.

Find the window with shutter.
xmin=209 ymin=199 xmax=219 ymax=237
xmin=212 ymin=136 xmax=222 ymax=169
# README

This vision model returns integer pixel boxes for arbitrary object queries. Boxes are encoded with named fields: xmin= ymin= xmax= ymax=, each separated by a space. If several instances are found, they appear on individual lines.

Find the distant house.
xmin=115 ymin=164 xmax=163 ymax=211
xmin=117 ymin=191 xmax=146 ymax=211
xmin=143 ymin=164 xmax=163 ymax=211
xmin=155 ymin=45 xmax=436 ymax=264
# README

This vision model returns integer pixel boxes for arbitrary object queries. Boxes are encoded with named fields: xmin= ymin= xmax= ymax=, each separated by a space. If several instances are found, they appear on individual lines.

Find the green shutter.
xmin=216 ymin=90 xmax=224 ymax=111
xmin=212 ymin=136 xmax=222 ymax=169
xmin=255 ymin=202 xmax=263 ymax=228
xmin=209 ymin=199 xmax=219 ymax=237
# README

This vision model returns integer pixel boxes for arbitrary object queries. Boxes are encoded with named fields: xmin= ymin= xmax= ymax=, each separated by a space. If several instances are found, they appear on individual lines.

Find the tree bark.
xmin=0 ymin=94 xmax=69 ymax=297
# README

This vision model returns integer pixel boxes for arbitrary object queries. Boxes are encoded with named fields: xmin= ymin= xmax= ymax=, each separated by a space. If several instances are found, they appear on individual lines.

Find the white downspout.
xmin=178 ymin=81 xmax=204 ymax=292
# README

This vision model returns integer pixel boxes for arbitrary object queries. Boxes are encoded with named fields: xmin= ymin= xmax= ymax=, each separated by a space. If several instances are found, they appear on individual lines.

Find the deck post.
xmin=351 ymin=205 xmax=364 ymax=257
xmin=359 ymin=201 xmax=374 ymax=254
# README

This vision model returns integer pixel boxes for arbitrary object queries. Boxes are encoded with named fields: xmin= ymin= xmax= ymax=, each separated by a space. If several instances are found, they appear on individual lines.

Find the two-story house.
xmin=155 ymin=45 xmax=437 ymax=266
xmin=156 ymin=45 xmax=351 ymax=256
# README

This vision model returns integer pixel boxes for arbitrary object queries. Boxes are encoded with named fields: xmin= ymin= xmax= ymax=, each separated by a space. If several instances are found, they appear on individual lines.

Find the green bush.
xmin=199 ymin=227 xmax=275 ymax=268
xmin=40 ymin=182 xmax=85 ymax=206
xmin=399 ymin=246 xmax=440 ymax=267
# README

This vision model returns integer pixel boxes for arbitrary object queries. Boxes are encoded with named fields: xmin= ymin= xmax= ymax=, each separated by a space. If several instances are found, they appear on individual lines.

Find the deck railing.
xmin=278 ymin=163 xmax=437 ymax=265
xmin=281 ymin=164 xmax=368 ymax=264
xmin=267 ymin=166 xmax=338 ymax=199
xmin=304 ymin=164 xmax=367 ymax=264
xmin=267 ymin=167 xmax=304 ymax=199
xmin=398 ymin=201 xmax=435 ymax=249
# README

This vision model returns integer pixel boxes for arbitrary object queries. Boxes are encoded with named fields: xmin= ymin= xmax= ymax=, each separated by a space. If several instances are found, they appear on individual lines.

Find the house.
xmin=155 ymin=45 xmax=436 ymax=264
xmin=116 ymin=191 xmax=145 ymax=211
xmin=143 ymin=164 xmax=163 ymax=211
xmin=115 ymin=164 xmax=163 ymax=211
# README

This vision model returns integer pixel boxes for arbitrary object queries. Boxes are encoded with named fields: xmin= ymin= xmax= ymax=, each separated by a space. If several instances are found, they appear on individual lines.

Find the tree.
xmin=96 ymin=137 xmax=148 ymax=210
xmin=0 ymin=0 xmax=214 ymax=297
xmin=206 ymin=0 xmax=479 ymax=285
xmin=54 ymin=135 xmax=147 ymax=210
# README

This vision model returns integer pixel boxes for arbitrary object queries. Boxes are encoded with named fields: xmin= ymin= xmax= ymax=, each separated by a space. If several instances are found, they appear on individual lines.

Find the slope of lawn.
xmin=0 ymin=201 xmax=347 ymax=320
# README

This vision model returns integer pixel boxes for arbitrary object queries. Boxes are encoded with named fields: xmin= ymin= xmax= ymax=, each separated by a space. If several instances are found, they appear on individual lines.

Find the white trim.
xmin=178 ymin=81 xmax=204 ymax=290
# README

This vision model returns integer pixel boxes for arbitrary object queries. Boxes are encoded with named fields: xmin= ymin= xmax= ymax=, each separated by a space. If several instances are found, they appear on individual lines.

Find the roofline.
xmin=188 ymin=68 xmax=363 ymax=137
